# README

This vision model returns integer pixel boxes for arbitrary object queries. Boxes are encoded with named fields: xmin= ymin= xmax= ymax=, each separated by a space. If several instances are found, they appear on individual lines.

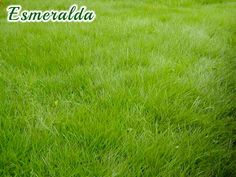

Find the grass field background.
xmin=0 ymin=0 xmax=236 ymax=176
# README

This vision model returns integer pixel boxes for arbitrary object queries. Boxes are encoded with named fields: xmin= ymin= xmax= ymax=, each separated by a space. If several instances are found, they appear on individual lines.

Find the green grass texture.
xmin=0 ymin=0 xmax=236 ymax=176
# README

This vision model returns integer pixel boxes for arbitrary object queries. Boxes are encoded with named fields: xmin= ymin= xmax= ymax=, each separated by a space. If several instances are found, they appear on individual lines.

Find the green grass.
xmin=0 ymin=0 xmax=236 ymax=176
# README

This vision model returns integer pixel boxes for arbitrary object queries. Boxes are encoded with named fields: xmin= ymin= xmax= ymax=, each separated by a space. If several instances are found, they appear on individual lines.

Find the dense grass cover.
xmin=0 ymin=0 xmax=236 ymax=176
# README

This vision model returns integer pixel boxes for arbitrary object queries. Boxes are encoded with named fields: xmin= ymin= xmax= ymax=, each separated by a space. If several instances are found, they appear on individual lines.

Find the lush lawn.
xmin=0 ymin=0 xmax=236 ymax=176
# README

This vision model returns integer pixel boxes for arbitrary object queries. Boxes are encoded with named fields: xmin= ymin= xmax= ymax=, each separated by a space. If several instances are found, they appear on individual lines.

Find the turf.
xmin=0 ymin=0 xmax=236 ymax=176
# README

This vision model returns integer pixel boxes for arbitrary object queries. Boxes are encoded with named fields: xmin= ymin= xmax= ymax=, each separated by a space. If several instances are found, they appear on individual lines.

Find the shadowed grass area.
xmin=0 ymin=0 xmax=236 ymax=176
